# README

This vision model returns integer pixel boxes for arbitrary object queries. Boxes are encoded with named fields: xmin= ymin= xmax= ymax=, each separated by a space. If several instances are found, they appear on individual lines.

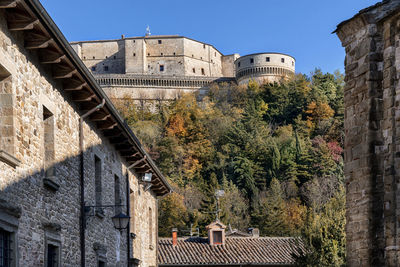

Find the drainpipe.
xmin=79 ymin=99 xmax=105 ymax=267
xmin=126 ymin=172 xmax=131 ymax=265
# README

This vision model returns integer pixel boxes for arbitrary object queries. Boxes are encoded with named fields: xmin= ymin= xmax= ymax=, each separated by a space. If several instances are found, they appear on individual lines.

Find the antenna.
xmin=145 ymin=25 xmax=151 ymax=36
xmin=214 ymin=190 xmax=225 ymax=221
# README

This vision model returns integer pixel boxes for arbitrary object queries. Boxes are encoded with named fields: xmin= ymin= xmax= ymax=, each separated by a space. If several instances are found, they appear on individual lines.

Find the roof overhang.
xmin=1 ymin=0 xmax=171 ymax=196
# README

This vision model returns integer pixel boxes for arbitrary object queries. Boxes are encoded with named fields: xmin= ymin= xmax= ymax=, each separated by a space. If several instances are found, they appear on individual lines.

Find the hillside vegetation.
xmin=116 ymin=69 xmax=346 ymax=266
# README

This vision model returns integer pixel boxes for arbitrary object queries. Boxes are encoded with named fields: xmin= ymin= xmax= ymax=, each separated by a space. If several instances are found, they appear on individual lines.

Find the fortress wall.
xmin=77 ymin=40 xmax=125 ymax=74
xmin=236 ymin=53 xmax=295 ymax=85
xmin=183 ymin=38 xmax=223 ymax=77
xmin=222 ymin=54 xmax=240 ymax=77
xmin=125 ymin=38 xmax=147 ymax=74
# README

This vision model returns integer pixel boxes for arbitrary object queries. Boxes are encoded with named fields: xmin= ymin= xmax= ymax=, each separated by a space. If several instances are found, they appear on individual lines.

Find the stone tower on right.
xmin=336 ymin=1 xmax=400 ymax=266
xmin=235 ymin=53 xmax=295 ymax=85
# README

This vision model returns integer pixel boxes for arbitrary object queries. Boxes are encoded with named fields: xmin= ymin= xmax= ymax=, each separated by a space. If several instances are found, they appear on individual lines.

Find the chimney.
xmin=248 ymin=228 xmax=259 ymax=238
xmin=121 ymin=34 xmax=125 ymax=39
xmin=172 ymin=228 xmax=178 ymax=247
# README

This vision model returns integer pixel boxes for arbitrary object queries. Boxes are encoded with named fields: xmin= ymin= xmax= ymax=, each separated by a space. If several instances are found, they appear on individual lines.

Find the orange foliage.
xmin=166 ymin=114 xmax=187 ymax=137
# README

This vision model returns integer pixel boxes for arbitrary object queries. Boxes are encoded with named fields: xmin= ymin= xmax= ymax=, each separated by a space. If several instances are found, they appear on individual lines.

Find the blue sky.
xmin=40 ymin=0 xmax=378 ymax=75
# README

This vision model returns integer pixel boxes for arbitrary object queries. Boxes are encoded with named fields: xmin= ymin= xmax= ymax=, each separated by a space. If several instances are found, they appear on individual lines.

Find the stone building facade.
xmin=71 ymin=36 xmax=295 ymax=101
xmin=0 ymin=0 xmax=170 ymax=266
xmin=336 ymin=0 xmax=400 ymax=266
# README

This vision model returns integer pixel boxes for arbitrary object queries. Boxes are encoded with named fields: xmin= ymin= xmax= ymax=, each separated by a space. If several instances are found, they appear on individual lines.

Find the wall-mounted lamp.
xmin=112 ymin=212 xmax=130 ymax=231
xmin=84 ymin=205 xmax=130 ymax=231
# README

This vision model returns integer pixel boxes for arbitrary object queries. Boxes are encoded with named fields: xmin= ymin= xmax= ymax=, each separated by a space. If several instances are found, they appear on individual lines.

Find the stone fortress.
xmin=70 ymin=35 xmax=296 ymax=101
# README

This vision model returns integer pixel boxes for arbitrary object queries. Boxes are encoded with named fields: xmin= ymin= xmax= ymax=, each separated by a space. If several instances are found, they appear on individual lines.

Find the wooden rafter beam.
xmin=97 ymin=120 xmax=117 ymax=130
xmin=8 ymin=19 xmax=37 ymax=31
xmin=120 ymin=150 xmax=140 ymax=157
xmin=64 ymin=81 xmax=86 ymax=91
xmin=40 ymin=54 xmax=65 ymax=64
xmin=71 ymin=91 xmax=95 ymax=102
xmin=89 ymin=112 xmax=110 ymax=121
xmin=53 ymin=69 xmax=76 ymax=79
xmin=25 ymin=38 xmax=52 ymax=49
xmin=0 ymin=0 xmax=17 ymax=8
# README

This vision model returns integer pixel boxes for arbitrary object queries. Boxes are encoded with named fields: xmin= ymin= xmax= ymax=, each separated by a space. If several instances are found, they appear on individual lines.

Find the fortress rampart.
xmin=71 ymin=35 xmax=295 ymax=101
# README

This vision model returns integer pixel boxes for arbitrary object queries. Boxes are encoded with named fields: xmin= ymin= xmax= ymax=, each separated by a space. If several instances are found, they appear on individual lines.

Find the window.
xmin=133 ymin=53 xmax=136 ymax=57
xmin=0 ymin=62 xmax=19 ymax=168
xmin=114 ymin=175 xmax=121 ymax=213
xmin=213 ymin=231 xmax=222 ymax=245
xmin=215 ymin=52 xmax=216 ymax=56
xmin=91 ymin=66 xmax=96 ymax=71
xmin=0 ymin=229 xmax=12 ymax=267
xmin=158 ymin=40 xmax=162 ymax=44
xmin=113 ymin=56 xmax=116 ymax=59
xmin=266 ymin=57 xmax=270 ymax=62
xmin=159 ymin=65 xmax=164 ymax=72
xmin=292 ymin=61 xmax=294 ymax=66
xmin=192 ymin=54 xmax=194 ymax=58
xmin=105 ymin=56 xmax=108 ymax=59
xmin=238 ymin=62 xmax=241 ymax=67
xmin=192 ymin=68 xmax=195 ymax=73
xmin=47 ymin=244 xmax=59 ymax=267
xmin=203 ymin=44 xmax=206 ymax=49
xmin=173 ymin=52 xmax=176 ymax=56
xmin=98 ymin=261 xmax=106 ymax=267
xmin=250 ymin=58 xmax=254 ymax=64
xmin=93 ymin=56 xmax=95 ymax=59
xmin=95 ymin=156 xmax=102 ymax=214
xmin=83 ymin=56 xmax=86 ymax=59
xmin=148 ymin=53 xmax=150 ymax=56
xmin=281 ymin=58 xmax=285 ymax=63
xmin=161 ymin=53 xmax=163 ymax=56
xmin=103 ymin=66 xmax=109 ymax=71
xmin=200 ymin=57 xmax=202 ymax=60
xmin=43 ymin=106 xmax=55 ymax=182
xmin=201 ymin=68 xmax=205 ymax=75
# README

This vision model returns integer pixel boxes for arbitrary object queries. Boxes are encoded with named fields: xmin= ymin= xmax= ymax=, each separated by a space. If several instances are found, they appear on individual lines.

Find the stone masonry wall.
xmin=336 ymin=1 xmax=400 ymax=266
xmin=0 ymin=10 xmax=158 ymax=267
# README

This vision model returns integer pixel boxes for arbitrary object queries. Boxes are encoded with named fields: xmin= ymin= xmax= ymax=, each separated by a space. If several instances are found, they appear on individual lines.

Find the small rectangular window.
xmin=159 ymin=65 xmax=164 ymax=72
xmin=158 ymin=40 xmax=162 ymax=44
xmin=292 ymin=61 xmax=294 ymax=66
xmin=47 ymin=244 xmax=59 ymax=267
xmin=95 ymin=156 xmax=102 ymax=209
xmin=115 ymin=175 xmax=121 ymax=213
xmin=43 ymin=106 xmax=55 ymax=179
xmin=91 ymin=66 xmax=96 ymax=71
xmin=148 ymin=53 xmax=150 ymax=56
xmin=0 ymin=229 xmax=12 ymax=266
xmin=266 ymin=57 xmax=270 ymax=62
xmin=161 ymin=53 xmax=163 ymax=56
xmin=173 ymin=52 xmax=176 ymax=56
xmin=98 ymin=261 xmax=106 ymax=267
xmin=250 ymin=58 xmax=254 ymax=64
xmin=113 ymin=56 xmax=116 ymax=59
xmin=281 ymin=58 xmax=285 ymax=63
xmin=201 ymin=68 xmax=205 ymax=75
xmin=203 ymin=44 xmax=206 ymax=49
xmin=192 ymin=68 xmax=196 ymax=73
xmin=133 ymin=53 xmax=136 ymax=57
xmin=103 ymin=66 xmax=109 ymax=71
xmin=213 ymin=231 xmax=222 ymax=244
xmin=238 ymin=62 xmax=241 ymax=67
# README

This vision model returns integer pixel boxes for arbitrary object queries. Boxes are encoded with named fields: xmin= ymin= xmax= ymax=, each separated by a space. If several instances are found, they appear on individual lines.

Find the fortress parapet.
xmin=235 ymin=53 xmax=295 ymax=85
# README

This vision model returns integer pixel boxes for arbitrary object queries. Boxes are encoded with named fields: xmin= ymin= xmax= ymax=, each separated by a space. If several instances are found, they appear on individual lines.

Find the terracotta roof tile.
xmin=158 ymin=237 xmax=304 ymax=266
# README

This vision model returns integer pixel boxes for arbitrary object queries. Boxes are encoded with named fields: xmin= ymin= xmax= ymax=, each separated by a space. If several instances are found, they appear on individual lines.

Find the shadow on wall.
xmin=87 ymin=49 xmax=125 ymax=75
xmin=0 ymin=143 xmax=130 ymax=266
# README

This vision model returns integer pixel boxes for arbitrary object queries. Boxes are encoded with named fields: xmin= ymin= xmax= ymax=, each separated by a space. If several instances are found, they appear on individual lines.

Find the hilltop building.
xmin=336 ymin=0 xmax=400 ymax=266
xmin=0 ymin=0 xmax=170 ymax=266
xmin=71 ymin=36 xmax=295 ymax=101
xmin=158 ymin=220 xmax=303 ymax=267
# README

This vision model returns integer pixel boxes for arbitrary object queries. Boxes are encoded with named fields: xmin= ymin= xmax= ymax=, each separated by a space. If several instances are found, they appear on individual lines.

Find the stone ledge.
xmin=0 ymin=150 xmax=20 ymax=168
xmin=43 ymin=177 xmax=60 ymax=191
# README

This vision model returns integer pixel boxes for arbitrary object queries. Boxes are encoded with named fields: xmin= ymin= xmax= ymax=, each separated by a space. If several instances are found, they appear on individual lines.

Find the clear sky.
xmin=40 ymin=0 xmax=379 ymax=75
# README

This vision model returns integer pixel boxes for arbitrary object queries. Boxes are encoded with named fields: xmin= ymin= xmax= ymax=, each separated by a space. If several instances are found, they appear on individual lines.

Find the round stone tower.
xmin=235 ymin=53 xmax=295 ymax=85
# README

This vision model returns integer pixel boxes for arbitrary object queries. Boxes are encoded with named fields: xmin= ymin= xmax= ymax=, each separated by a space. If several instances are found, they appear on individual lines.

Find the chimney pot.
xmin=172 ymin=228 xmax=178 ymax=246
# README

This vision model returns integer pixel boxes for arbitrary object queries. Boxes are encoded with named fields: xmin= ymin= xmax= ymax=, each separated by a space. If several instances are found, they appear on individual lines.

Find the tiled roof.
xmin=158 ymin=237 xmax=304 ymax=266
